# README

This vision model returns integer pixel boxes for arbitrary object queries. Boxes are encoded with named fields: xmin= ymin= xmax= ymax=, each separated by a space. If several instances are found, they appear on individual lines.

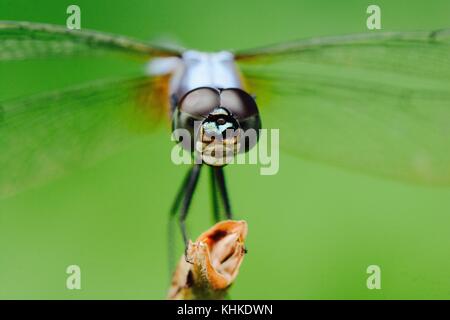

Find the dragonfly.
xmin=0 ymin=21 xmax=450 ymax=253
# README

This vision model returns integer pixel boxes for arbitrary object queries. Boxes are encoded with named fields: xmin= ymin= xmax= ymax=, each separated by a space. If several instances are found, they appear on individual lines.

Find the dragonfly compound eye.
xmin=219 ymin=89 xmax=262 ymax=153
xmin=172 ymin=87 xmax=221 ymax=152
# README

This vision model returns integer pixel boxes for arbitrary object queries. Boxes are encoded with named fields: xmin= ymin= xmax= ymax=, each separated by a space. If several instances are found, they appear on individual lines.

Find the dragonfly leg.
xmin=210 ymin=166 xmax=221 ymax=223
xmin=214 ymin=167 xmax=233 ymax=219
xmin=169 ymin=168 xmax=192 ymax=218
xmin=167 ymin=167 xmax=191 ymax=276
xmin=179 ymin=164 xmax=202 ymax=254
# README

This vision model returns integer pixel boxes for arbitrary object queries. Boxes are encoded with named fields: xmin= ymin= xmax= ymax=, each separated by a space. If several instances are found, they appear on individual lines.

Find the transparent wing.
xmin=236 ymin=30 xmax=450 ymax=186
xmin=0 ymin=20 xmax=182 ymax=61
xmin=0 ymin=75 xmax=169 ymax=198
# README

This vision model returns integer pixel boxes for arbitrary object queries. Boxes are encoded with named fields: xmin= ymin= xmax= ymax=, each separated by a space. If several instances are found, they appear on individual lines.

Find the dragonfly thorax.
xmin=147 ymin=50 xmax=244 ymax=100
xmin=174 ymin=50 xmax=243 ymax=99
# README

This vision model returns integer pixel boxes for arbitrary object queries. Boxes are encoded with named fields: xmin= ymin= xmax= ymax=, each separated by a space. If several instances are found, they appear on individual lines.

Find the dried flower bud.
xmin=168 ymin=220 xmax=248 ymax=300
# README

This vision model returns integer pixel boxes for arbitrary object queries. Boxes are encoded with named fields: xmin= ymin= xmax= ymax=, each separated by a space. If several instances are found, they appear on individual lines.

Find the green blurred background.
xmin=0 ymin=0 xmax=449 ymax=299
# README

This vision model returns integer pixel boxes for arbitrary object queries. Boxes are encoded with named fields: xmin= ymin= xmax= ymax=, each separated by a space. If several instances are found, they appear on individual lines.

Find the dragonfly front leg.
xmin=169 ymin=167 xmax=192 ymax=218
xmin=214 ymin=167 xmax=233 ymax=220
xmin=167 ymin=165 xmax=199 ymax=274
xmin=210 ymin=166 xmax=220 ymax=223
xmin=179 ymin=164 xmax=202 ymax=254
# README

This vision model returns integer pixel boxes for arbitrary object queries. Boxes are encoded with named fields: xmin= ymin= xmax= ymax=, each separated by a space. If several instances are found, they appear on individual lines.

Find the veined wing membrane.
xmin=0 ymin=76 xmax=168 ymax=198
xmin=236 ymin=30 xmax=450 ymax=185
xmin=0 ymin=20 xmax=182 ymax=61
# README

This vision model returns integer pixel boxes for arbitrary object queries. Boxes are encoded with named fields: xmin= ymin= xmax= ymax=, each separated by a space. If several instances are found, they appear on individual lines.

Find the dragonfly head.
xmin=173 ymin=87 xmax=261 ymax=167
